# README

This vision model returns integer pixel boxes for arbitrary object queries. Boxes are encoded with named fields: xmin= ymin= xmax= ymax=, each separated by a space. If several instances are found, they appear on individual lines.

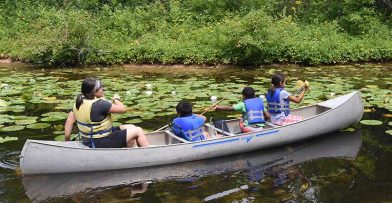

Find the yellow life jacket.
xmin=73 ymin=98 xmax=113 ymax=139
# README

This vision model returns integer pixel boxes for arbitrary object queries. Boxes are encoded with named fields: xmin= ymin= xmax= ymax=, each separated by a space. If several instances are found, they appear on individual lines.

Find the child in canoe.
xmin=214 ymin=87 xmax=270 ymax=133
xmin=266 ymin=72 xmax=308 ymax=125
xmin=171 ymin=100 xmax=210 ymax=142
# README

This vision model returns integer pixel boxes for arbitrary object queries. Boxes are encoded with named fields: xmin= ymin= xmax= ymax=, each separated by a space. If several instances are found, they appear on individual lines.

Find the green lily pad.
xmin=360 ymin=120 xmax=383 ymax=126
xmin=53 ymin=131 xmax=64 ymax=135
xmin=127 ymin=118 xmax=143 ymax=124
xmin=15 ymin=119 xmax=37 ymax=125
xmin=341 ymin=128 xmax=355 ymax=132
xmin=54 ymin=134 xmax=78 ymax=141
xmin=112 ymin=122 xmax=122 ymax=127
xmin=386 ymin=130 xmax=392 ymax=135
xmin=41 ymin=112 xmax=68 ymax=117
xmin=389 ymin=122 xmax=392 ymax=127
xmin=26 ymin=123 xmax=52 ymax=129
xmin=41 ymin=115 xmax=65 ymax=122
xmin=0 ymin=136 xmax=18 ymax=143
xmin=0 ymin=125 xmax=25 ymax=132
xmin=0 ymin=99 xmax=7 ymax=107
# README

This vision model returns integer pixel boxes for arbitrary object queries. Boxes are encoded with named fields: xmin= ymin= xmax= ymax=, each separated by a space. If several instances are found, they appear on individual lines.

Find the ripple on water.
xmin=0 ymin=151 xmax=20 ymax=170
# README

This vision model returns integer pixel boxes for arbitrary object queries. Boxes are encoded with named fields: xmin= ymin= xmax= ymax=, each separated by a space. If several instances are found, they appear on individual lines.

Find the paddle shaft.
xmin=200 ymin=97 xmax=226 ymax=115
xmin=155 ymin=97 xmax=227 ymax=132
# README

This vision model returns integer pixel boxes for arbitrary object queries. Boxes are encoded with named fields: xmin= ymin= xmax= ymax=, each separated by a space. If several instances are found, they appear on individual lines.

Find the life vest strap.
xmin=172 ymin=122 xmax=204 ymax=141
xmin=247 ymin=110 xmax=264 ymax=120
xmin=79 ymin=128 xmax=113 ymax=138
xmin=185 ymin=128 xmax=204 ymax=141
xmin=77 ymin=120 xmax=102 ymax=127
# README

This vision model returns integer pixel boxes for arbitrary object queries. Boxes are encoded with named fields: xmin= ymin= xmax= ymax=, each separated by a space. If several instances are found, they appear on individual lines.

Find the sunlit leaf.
xmin=0 ymin=136 xmax=18 ymax=143
xmin=0 ymin=125 xmax=25 ymax=132
xmin=26 ymin=123 xmax=51 ymax=129
xmin=360 ymin=120 xmax=383 ymax=126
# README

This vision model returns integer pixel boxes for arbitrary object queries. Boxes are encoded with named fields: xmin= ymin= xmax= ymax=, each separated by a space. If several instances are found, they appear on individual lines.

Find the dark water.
xmin=0 ymin=64 xmax=391 ymax=202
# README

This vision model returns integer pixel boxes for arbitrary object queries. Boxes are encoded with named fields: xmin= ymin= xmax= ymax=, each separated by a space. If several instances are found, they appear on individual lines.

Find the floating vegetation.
xmin=386 ymin=130 xmax=392 ymax=135
xmin=26 ymin=123 xmax=52 ymax=129
xmin=0 ymin=136 xmax=18 ymax=143
xmin=54 ymin=134 xmax=78 ymax=141
xmin=341 ymin=128 xmax=356 ymax=132
xmin=0 ymin=125 xmax=25 ymax=132
xmin=126 ymin=118 xmax=143 ymax=124
xmin=40 ymin=112 xmax=68 ymax=122
xmin=360 ymin=120 xmax=383 ymax=126
xmin=15 ymin=119 xmax=37 ymax=125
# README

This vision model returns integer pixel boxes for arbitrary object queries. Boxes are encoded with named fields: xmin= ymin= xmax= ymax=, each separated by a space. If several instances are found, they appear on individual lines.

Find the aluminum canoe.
xmin=22 ymin=130 xmax=361 ymax=201
xmin=20 ymin=91 xmax=363 ymax=175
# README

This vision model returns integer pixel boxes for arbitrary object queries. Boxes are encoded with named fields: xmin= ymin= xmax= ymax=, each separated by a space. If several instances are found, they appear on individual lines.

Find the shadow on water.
xmin=22 ymin=130 xmax=361 ymax=202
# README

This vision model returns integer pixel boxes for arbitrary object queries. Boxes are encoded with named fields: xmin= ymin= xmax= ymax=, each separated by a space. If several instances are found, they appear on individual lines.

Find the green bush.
xmin=1 ymin=0 xmax=392 ymax=66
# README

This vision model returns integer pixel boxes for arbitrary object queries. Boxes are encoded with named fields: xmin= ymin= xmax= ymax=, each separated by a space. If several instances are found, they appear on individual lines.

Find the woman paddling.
xmin=64 ymin=77 xmax=149 ymax=148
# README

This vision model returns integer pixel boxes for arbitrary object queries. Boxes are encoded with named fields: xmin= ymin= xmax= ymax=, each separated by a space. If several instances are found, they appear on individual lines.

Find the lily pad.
xmin=0 ymin=136 xmax=18 ymax=143
xmin=360 ymin=120 xmax=383 ymax=126
xmin=41 ymin=116 xmax=65 ymax=122
xmin=386 ymin=130 xmax=392 ymax=135
xmin=389 ymin=122 xmax=392 ymax=127
xmin=0 ymin=99 xmax=7 ymax=107
xmin=41 ymin=112 xmax=68 ymax=117
xmin=26 ymin=123 xmax=52 ymax=129
xmin=341 ymin=128 xmax=355 ymax=132
xmin=0 ymin=125 xmax=25 ymax=132
xmin=15 ymin=119 xmax=37 ymax=125
xmin=54 ymin=134 xmax=78 ymax=141
xmin=127 ymin=118 xmax=143 ymax=124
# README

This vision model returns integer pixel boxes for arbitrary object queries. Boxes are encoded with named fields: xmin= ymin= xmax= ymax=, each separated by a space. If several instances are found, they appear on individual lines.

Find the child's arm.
xmin=288 ymin=88 xmax=306 ymax=103
xmin=214 ymin=105 xmax=235 ymax=111
xmin=263 ymin=110 xmax=271 ymax=120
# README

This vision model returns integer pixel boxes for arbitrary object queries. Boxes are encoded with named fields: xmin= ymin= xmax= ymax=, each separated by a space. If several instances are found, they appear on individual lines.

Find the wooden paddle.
xmin=154 ymin=97 xmax=227 ymax=132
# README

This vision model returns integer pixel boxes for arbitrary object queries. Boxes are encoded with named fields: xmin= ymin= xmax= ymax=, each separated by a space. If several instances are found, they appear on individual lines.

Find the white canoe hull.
xmin=23 ymin=130 xmax=361 ymax=201
xmin=20 ymin=91 xmax=363 ymax=174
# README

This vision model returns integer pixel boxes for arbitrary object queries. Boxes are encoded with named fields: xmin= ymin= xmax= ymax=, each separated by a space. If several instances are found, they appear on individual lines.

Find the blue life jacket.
xmin=172 ymin=115 xmax=205 ymax=142
xmin=244 ymin=98 xmax=265 ymax=124
xmin=266 ymin=88 xmax=290 ymax=116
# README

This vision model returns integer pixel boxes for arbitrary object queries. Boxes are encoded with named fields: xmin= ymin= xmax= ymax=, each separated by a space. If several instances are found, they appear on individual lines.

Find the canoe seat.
xmin=164 ymin=130 xmax=191 ymax=144
xmin=211 ymin=118 xmax=231 ymax=134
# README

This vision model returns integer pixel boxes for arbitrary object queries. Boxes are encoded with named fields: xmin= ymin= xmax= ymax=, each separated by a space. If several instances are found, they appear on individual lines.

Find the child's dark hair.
xmin=242 ymin=87 xmax=256 ymax=99
xmin=268 ymin=72 xmax=286 ymax=96
xmin=75 ymin=77 xmax=101 ymax=110
xmin=176 ymin=100 xmax=193 ymax=117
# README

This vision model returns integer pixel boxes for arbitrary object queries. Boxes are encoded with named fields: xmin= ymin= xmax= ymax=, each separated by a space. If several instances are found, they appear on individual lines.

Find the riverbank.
xmin=1 ymin=1 xmax=392 ymax=67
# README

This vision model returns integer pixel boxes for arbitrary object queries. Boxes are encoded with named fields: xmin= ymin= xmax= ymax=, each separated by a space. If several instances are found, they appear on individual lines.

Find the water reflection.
xmin=23 ymin=130 xmax=361 ymax=202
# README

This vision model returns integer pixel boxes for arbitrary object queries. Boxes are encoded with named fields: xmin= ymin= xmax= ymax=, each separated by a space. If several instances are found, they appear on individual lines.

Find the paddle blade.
xmin=295 ymin=80 xmax=305 ymax=89
xmin=304 ymin=80 xmax=310 ymax=88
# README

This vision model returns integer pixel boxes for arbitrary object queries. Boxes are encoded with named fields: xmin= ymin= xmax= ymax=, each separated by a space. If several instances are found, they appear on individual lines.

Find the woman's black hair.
xmin=242 ymin=87 xmax=256 ymax=99
xmin=268 ymin=72 xmax=286 ymax=96
xmin=75 ymin=77 xmax=100 ymax=110
xmin=176 ymin=100 xmax=193 ymax=117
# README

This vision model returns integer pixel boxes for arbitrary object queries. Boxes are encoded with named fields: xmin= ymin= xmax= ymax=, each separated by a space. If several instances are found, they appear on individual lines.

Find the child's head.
xmin=242 ymin=87 xmax=256 ymax=99
xmin=271 ymin=72 xmax=286 ymax=88
xmin=176 ymin=100 xmax=193 ymax=117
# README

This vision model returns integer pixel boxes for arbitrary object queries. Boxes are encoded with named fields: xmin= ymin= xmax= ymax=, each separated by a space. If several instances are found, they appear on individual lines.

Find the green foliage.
xmin=1 ymin=0 xmax=392 ymax=66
